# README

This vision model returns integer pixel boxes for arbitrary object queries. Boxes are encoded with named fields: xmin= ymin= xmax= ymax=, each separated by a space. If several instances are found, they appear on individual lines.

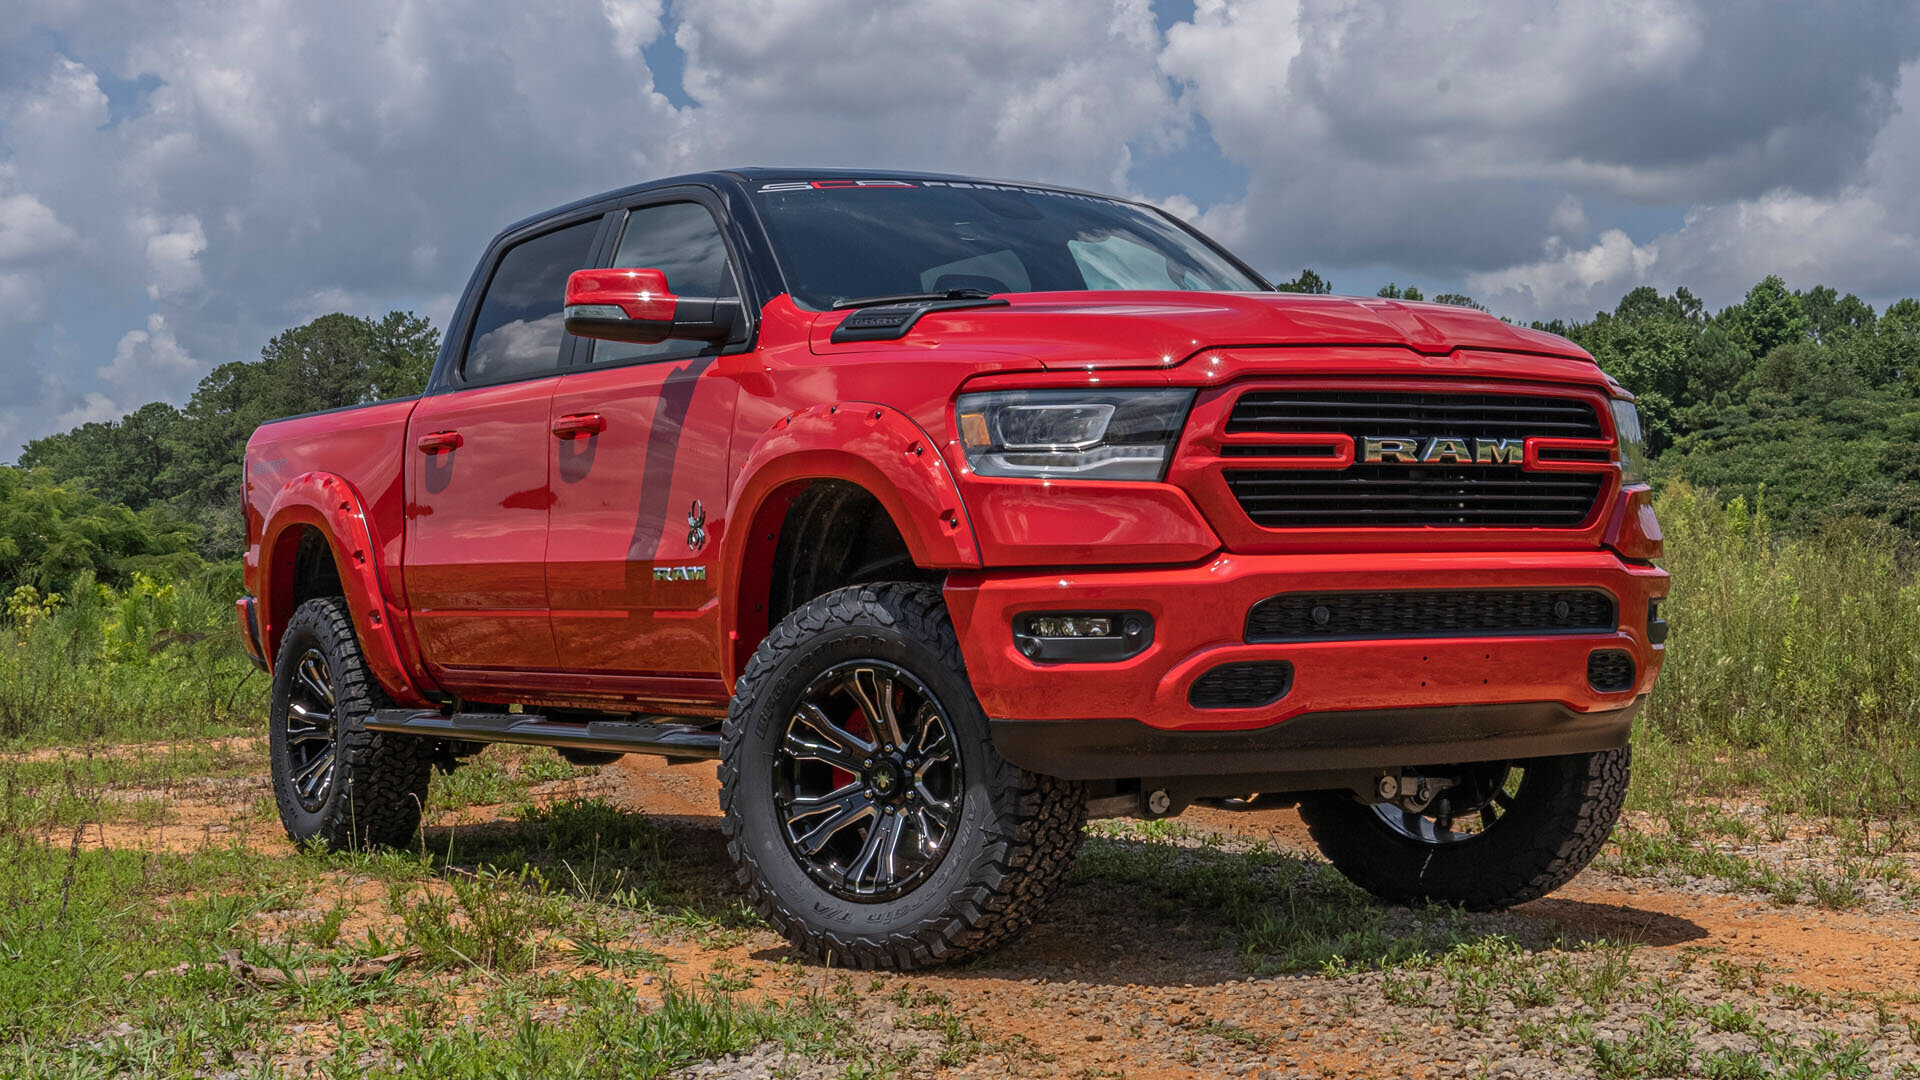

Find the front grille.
xmin=1223 ymin=389 xmax=1608 ymax=529
xmin=1588 ymin=649 xmax=1636 ymax=693
xmin=1227 ymin=466 xmax=1605 ymax=528
xmin=1189 ymin=661 xmax=1294 ymax=709
xmin=1247 ymin=589 xmax=1616 ymax=642
xmin=1226 ymin=390 xmax=1605 ymax=440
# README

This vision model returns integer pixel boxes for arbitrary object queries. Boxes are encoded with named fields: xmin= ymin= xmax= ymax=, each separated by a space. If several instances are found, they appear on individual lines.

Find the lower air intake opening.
xmin=1189 ymin=661 xmax=1295 ymax=710
xmin=1587 ymin=649 xmax=1636 ymax=693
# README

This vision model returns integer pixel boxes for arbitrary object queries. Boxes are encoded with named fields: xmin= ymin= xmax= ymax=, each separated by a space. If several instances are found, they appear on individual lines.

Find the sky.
xmin=5 ymin=0 xmax=1920 ymax=458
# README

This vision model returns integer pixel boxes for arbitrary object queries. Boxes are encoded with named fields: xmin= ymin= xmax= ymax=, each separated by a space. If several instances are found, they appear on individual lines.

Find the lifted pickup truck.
xmin=240 ymin=168 xmax=1667 ymax=969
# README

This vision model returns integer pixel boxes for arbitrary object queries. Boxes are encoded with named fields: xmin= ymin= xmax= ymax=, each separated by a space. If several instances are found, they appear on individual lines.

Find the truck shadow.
xmin=421 ymin=798 xmax=1705 ymax=988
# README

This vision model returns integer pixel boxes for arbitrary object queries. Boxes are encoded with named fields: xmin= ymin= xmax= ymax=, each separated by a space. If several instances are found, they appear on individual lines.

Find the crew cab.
xmin=239 ymin=169 xmax=1667 ymax=969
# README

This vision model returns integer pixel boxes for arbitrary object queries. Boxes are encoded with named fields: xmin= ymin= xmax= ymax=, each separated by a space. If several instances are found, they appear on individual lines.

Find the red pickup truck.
xmin=239 ymin=169 xmax=1667 ymax=969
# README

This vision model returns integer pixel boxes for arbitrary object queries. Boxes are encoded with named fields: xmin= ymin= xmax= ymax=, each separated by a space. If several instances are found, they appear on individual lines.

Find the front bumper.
xmin=943 ymin=550 xmax=1667 ymax=778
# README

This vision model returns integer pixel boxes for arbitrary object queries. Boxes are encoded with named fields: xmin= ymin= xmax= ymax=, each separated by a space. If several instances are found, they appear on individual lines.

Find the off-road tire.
xmin=268 ymin=597 xmax=433 ymax=850
xmin=719 ymin=583 xmax=1086 ymax=969
xmin=1297 ymin=747 xmax=1630 ymax=910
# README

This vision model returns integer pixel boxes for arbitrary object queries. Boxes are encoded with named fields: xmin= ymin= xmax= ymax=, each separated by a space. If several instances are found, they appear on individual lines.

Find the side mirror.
xmin=563 ymin=267 xmax=741 ymax=344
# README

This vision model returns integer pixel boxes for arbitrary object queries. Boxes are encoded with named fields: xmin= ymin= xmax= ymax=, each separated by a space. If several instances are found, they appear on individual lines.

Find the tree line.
xmin=9 ymin=275 xmax=1920 ymax=595
xmin=3 ymin=312 xmax=437 ymax=594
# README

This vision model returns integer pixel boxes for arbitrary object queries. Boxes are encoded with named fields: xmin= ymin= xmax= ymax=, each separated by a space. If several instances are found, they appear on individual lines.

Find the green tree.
xmin=1612 ymin=284 xmax=1704 ymax=325
xmin=17 ymin=402 xmax=182 ymax=511
xmin=161 ymin=311 xmax=440 ymax=556
xmin=1797 ymin=285 xmax=1875 ymax=346
xmin=0 ymin=467 xmax=199 ymax=593
xmin=1377 ymin=283 xmax=1425 ymax=301
xmin=1721 ymin=275 xmax=1809 ymax=359
xmin=1429 ymin=292 xmax=1487 ymax=311
xmin=1274 ymin=268 xmax=1332 ymax=294
xmin=1569 ymin=312 xmax=1695 ymax=453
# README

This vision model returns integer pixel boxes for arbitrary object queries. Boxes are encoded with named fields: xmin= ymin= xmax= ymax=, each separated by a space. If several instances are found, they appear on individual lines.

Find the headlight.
xmin=955 ymin=389 xmax=1195 ymax=481
xmin=1609 ymin=398 xmax=1648 ymax=485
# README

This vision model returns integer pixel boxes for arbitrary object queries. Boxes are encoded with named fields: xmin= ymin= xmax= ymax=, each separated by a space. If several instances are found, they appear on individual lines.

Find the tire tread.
xmin=271 ymin=597 xmax=433 ymax=850
xmin=1298 ymin=746 xmax=1630 ymax=910
xmin=718 ymin=582 xmax=1084 ymax=969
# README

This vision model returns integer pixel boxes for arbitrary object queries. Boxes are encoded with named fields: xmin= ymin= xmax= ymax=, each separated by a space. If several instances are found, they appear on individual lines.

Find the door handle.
xmin=551 ymin=413 xmax=606 ymax=439
xmin=416 ymin=430 xmax=463 ymax=454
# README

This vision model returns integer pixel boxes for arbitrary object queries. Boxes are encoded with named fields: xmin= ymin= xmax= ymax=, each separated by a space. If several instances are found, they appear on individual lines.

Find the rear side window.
xmin=462 ymin=219 xmax=600 ymax=383
xmin=589 ymin=202 xmax=739 ymax=367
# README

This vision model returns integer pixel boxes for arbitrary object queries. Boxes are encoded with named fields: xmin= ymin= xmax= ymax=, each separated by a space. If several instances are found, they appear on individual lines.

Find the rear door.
xmin=405 ymin=215 xmax=604 ymax=676
xmin=544 ymin=194 xmax=748 ymax=681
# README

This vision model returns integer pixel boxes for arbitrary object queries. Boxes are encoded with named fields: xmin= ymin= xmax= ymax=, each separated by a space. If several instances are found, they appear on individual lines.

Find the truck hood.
xmin=814 ymin=290 xmax=1594 ymax=370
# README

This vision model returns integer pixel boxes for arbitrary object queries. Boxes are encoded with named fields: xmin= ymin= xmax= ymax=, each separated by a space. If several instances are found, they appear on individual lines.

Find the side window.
xmin=462 ymin=219 xmax=600 ymax=383
xmin=591 ymin=202 xmax=739 ymax=366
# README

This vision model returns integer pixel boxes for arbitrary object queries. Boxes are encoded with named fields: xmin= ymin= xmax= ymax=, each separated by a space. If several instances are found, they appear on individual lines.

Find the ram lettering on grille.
xmin=1359 ymin=436 xmax=1522 ymax=465
xmin=1224 ymin=390 xmax=1608 ymax=529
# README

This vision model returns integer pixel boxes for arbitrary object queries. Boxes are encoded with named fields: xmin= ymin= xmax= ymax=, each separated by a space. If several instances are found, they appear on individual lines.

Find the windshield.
xmin=748 ymin=179 xmax=1266 ymax=309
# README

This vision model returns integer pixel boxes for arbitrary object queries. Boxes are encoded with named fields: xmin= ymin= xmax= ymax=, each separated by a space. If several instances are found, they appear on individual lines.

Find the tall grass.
xmin=1640 ymin=482 xmax=1920 ymax=816
xmin=0 ymin=569 xmax=263 ymax=748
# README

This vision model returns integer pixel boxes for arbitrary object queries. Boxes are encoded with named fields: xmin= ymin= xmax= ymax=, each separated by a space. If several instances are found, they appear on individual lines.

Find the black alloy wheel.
xmin=719 ymin=583 xmax=1087 ymax=970
xmin=774 ymin=661 xmax=963 ymax=901
xmin=268 ymin=596 xmax=433 ymax=850
xmin=283 ymin=647 xmax=341 ymax=812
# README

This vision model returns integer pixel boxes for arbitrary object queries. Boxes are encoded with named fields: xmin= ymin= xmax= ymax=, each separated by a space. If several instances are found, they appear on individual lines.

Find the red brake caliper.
xmin=833 ymin=710 xmax=872 ymax=792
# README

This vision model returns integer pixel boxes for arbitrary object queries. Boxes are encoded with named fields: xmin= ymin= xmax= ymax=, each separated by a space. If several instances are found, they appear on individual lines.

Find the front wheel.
xmin=719 ymin=583 xmax=1086 ymax=969
xmin=1296 ymin=747 xmax=1630 ymax=910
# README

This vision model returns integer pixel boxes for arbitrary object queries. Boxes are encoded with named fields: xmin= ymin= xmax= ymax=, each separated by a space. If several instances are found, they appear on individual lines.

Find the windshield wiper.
xmin=831 ymin=288 xmax=996 ymax=310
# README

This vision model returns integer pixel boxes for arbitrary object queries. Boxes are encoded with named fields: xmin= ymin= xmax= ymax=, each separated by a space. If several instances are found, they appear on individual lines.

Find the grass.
xmin=8 ymin=481 xmax=1920 ymax=1074
xmin=2 ymin=741 xmax=1914 ymax=1078
xmin=1079 ymin=820 xmax=1488 ymax=973
xmin=1635 ymin=482 xmax=1920 ymax=819
xmin=0 ymin=778 xmax=883 ymax=1079
xmin=1 ymin=572 xmax=262 ymax=749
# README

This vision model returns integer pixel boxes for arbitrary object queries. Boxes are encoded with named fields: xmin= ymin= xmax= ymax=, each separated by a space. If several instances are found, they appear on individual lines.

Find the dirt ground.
xmin=38 ymin=746 xmax=1920 ymax=1078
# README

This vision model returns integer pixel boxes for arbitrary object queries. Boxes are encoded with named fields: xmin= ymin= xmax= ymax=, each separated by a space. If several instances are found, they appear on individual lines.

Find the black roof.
xmin=495 ymin=166 xmax=1127 ymax=238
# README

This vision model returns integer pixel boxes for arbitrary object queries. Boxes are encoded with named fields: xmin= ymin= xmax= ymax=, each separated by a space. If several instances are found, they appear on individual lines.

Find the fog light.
xmin=1014 ymin=611 xmax=1152 ymax=664
xmin=1031 ymin=615 xmax=1112 ymax=638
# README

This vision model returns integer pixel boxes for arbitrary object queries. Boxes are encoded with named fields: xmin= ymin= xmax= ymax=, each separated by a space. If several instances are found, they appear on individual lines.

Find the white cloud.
xmin=0 ymin=190 xmax=76 ymax=261
xmin=602 ymin=0 xmax=665 ymax=58
xmin=1547 ymin=196 xmax=1589 ymax=242
xmin=673 ymin=0 xmax=1178 ymax=189
xmin=1164 ymin=0 xmax=1920 ymax=282
xmin=0 ymin=270 xmax=43 ymax=323
xmin=5 ymin=0 xmax=1920 ymax=456
xmin=1469 ymin=229 xmax=1661 ymax=318
xmin=96 ymin=313 xmax=196 ymax=405
xmin=136 ymin=213 xmax=205 ymax=301
xmin=53 ymin=391 xmax=125 ymax=430
xmin=1473 ymin=56 xmax=1920 ymax=321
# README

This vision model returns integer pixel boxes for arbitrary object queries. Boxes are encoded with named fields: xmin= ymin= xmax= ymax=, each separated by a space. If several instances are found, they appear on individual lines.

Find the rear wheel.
xmin=1297 ymin=747 xmax=1629 ymax=910
xmin=268 ymin=597 xmax=433 ymax=850
xmin=720 ymin=583 xmax=1086 ymax=969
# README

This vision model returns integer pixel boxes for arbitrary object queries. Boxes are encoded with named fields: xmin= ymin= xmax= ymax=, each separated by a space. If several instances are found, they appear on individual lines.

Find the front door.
xmin=545 ymin=198 xmax=745 ymax=680
xmin=405 ymin=216 xmax=602 ymax=676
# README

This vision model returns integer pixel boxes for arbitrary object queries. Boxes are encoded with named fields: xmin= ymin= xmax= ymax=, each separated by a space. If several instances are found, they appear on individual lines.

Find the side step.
xmin=365 ymin=710 xmax=722 ymax=760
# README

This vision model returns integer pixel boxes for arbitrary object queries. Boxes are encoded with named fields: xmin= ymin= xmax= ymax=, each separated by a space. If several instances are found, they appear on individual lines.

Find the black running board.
xmin=366 ymin=710 xmax=721 ymax=760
